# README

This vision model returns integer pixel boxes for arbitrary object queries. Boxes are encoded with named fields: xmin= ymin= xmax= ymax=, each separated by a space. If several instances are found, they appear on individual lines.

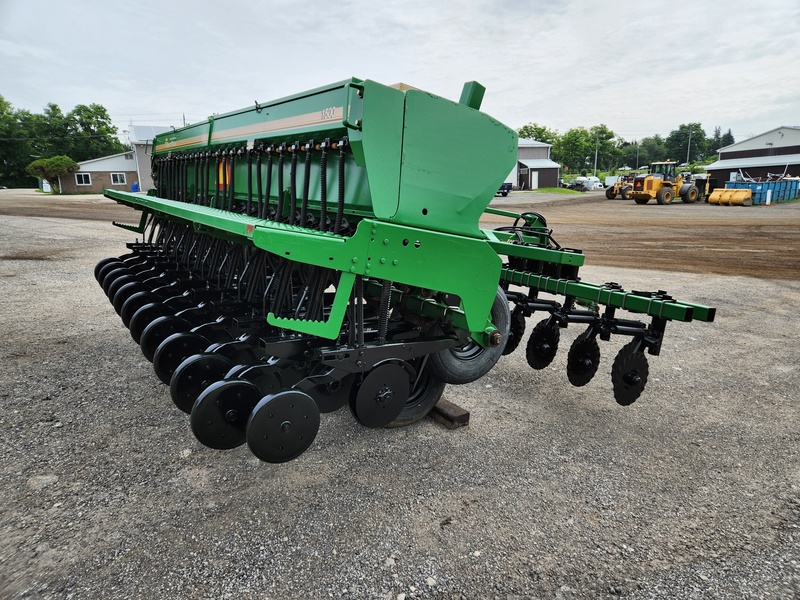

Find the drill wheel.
xmin=246 ymin=390 xmax=321 ymax=463
xmin=566 ymin=331 xmax=601 ymax=387
xmin=95 ymin=257 xmax=123 ymax=282
xmin=611 ymin=340 xmax=649 ymax=406
xmin=129 ymin=302 xmax=176 ymax=344
xmin=118 ymin=289 xmax=159 ymax=325
xmin=170 ymin=353 xmax=235 ymax=414
xmin=153 ymin=331 xmax=211 ymax=385
xmin=385 ymin=360 xmax=446 ymax=428
xmin=101 ymin=266 xmax=133 ymax=297
xmin=190 ymin=379 xmax=262 ymax=450
xmin=140 ymin=316 xmax=190 ymax=362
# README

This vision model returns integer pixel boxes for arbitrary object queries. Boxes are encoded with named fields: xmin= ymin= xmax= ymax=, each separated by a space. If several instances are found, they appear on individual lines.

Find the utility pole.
xmin=593 ymin=137 xmax=599 ymax=176
xmin=686 ymin=129 xmax=692 ymax=164
xmin=635 ymin=140 xmax=639 ymax=168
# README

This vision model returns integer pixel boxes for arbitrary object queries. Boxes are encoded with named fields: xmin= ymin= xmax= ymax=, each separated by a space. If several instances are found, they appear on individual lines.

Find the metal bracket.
xmin=112 ymin=209 xmax=150 ymax=234
xmin=342 ymin=83 xmax=364 ymax=130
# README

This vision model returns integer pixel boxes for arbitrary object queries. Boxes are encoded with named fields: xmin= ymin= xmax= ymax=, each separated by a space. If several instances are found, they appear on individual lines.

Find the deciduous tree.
xmin=666 ymin=123 xmax=707 ymax=163
xmin=0 ymin=96 xmax=125 ymax=188
xmin=516 ymin=122 xmax=559 ymax=146
xmin=25 ymin=155 xmax=79 ymax=194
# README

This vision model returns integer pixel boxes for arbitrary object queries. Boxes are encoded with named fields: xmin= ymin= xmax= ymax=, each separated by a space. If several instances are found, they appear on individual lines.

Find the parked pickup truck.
xmin=496 ymin=182 xmax=512 ymax=197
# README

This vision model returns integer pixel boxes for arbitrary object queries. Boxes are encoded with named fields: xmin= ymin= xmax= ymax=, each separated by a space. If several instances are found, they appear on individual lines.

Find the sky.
xmin=2 ymin=0 xmax=799 ymax=145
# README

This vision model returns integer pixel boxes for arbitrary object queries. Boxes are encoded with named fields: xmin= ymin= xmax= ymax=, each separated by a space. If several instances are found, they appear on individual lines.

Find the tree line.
xmin=0 ymin=95 xmax=126 ymax=188
xmin=1 ymin=93 xmax=738 ymax=188
xmin=517 ymin=122 xmax=735 ymax=174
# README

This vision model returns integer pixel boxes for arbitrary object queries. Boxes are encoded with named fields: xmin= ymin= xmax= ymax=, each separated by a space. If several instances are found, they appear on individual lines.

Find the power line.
xmin=0 ymin=134 xmax=119 ymax=141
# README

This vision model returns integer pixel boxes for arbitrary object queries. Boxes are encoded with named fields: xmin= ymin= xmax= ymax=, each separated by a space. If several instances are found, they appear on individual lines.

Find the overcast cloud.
xmin=2 ymin=0 xmax=798 ymax=143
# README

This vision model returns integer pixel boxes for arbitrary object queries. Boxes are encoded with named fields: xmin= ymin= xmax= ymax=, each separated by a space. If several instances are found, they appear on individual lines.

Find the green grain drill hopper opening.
xmin=96 ymin=78 xmax=715 ymax=463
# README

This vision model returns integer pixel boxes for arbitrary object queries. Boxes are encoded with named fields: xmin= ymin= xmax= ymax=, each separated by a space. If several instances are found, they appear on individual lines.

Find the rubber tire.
xmin=656 ymin=187 xmax=673 ymax=205
xmin=681 ymin=185 xmax=699 ymax=203
xmin=385 ymin=365 xmax=446 ymax=428
xmin=633 ymin=196 xmax=649 ymax=205
xmin=605 ymin=188 xmax=616 ymax=200
xmin=620 ymin=187 xmax=631 ymax=200
xmin=428 ymin=287 xmax=510 ymax=385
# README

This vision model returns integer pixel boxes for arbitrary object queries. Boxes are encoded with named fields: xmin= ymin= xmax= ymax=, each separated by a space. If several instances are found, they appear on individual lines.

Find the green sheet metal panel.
xmin=394 ymin=89 xmax=517 ymax=238
xmin=153 ymin=79 xmax=361 ymax=153
xmin=346 ymin=80 xmax=405 ymax=222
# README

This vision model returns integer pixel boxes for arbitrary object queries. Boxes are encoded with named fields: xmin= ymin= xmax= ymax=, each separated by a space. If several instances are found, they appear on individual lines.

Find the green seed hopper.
xmin=98 ymin=77 xmax=715 ymax=463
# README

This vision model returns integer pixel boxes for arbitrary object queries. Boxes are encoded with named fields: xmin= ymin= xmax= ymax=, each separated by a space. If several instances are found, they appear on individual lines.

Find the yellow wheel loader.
xmin=605 ymin=176 xmax=633 ymax=199
xmin=629 ymin=161 xmax=700 ymax=205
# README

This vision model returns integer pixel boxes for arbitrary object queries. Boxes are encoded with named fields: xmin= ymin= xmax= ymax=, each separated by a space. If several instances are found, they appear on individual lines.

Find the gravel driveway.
xmin=0 ymin=190 xmax=798 ymax=599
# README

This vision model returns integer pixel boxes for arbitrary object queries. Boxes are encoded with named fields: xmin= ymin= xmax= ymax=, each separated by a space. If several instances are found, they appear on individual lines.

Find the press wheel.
xmin=95 ymin=257 xmax=123 ymax=282
xmin=526 ymin=319 xmax=560 ymax=370
xmin=129 ymin=302 xmax=176 ymax=344
xmin=106 ymin=273 xmax=141 ymax=303
xmin=118 ymin=289 xmax=158 ymax=325
xmin=170 ymin=352 xmax=235 ymax=414
xmin=566 ymin=331 xmax=601 ymax=387
xmin=349 ymin=362 xmax=410 ymax=428
xmin=153 ymin=331 xmax=211 ymax=385
xmin=102 ymin=266 xmax=133 ymax=297
xmin=140 ymin=315 xmax=190 ymax=362
xmin=190 ymin=380 xmax=262 ymax=450
xmin=235 ymin=361 xmax=292 ymax=398
xmin=111 ymin=282 xmax=148 ymax=316
xmin=246 ymin=390 xmax=320 ymax=463
xmin=611 ymin=340 xmax=649 ymax=406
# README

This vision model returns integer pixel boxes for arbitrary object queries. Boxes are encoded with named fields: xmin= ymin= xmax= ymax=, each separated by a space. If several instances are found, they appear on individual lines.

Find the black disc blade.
xmin=246 ymin=390 xmax=320 ymax=463
xmin=308 ymin=374 xmax=356 ymax=414
xmin=350 ymin=362 xmax=409 ymax=428
xmin=502 ymin=307 xmax=526 ymax=356
xmin=526 ymin=319 xmax=560 ymax=370
xmin=567 ymin=333 xmax=601 ymax=387
xmin=611 ymin=340 xmax=649 ymax=406
xmin=190 ymin=380 xmax=262 ymax=450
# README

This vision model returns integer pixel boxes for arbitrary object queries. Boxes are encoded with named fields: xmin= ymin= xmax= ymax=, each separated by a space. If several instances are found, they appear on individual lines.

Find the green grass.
xmin=533 ymin=187 xmax=583 ymax=195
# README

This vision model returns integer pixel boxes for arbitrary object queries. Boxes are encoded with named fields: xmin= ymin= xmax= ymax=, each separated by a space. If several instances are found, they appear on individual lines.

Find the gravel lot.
xmin=1 ymin=189 xmax=799 ymax=599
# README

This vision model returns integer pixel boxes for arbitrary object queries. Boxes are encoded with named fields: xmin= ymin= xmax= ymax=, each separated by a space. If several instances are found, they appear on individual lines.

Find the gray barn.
xmin=704 ymin=126 xmax=800 ymax=183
